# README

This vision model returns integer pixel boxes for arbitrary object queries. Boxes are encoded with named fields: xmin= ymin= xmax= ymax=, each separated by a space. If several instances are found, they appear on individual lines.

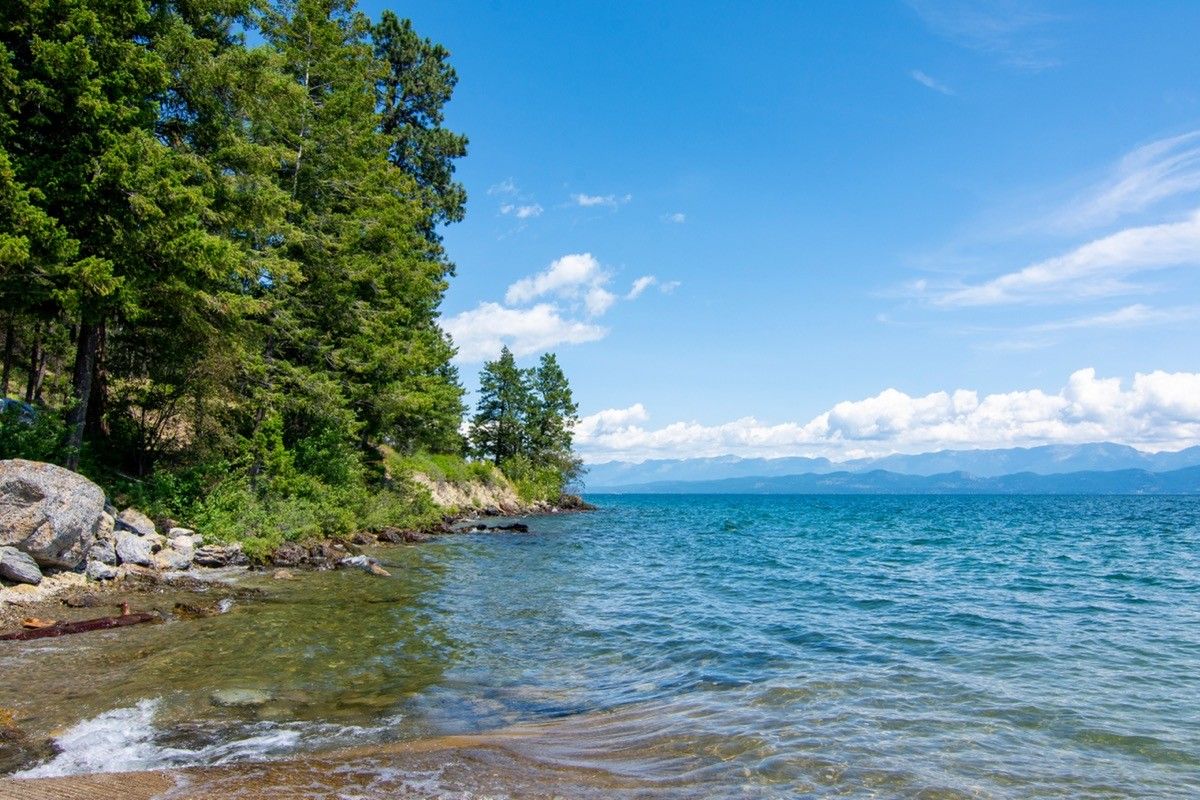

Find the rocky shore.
xmin=0 ymin=458 xmax=594 ymax=626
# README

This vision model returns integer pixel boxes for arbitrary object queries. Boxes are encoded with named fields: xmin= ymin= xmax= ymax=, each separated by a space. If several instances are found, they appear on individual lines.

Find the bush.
xmin=501 ymin=453 xmax=565 ymax=504
xmin=0 ymin=402 xmax=69 ymax=463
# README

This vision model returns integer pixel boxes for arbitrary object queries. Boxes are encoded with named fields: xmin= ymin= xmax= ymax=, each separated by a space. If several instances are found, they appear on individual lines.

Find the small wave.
xmin=13 ymin=699 xmax=395 ymax=780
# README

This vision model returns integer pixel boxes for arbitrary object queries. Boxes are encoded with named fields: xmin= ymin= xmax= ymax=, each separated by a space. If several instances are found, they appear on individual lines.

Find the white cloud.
xmin=571 ymin=192 xmax=632 ymax=209
xmin=500 ymin=203 xmax=543 ymax=219
xmin=1061 ymin=131 xmax=1200 ymax=229
xmin=663 ymin=212 xmax=686 ymax=224
xmin=1028 ymin=303 xmax=1200 ymax=333
xmin=488 ymin=178 xmax=518 ymax=196
xmin=585 ymin=286 xmax=617 ymax=316
xmin=626 ymin=275 xmax=657 ymax=299
xmin=442 ymin=302 xmax=607 ymax=362
xmin=576 ymin=368 xmax=1200 ymax=461
xmin=931 ymin=209 xmax=1200 ymax=306
xmin=659 ymin=280 xmax=682 ymax=294
xmin=910 ymin=69 xmax=954 ymax=95
xmin=907 ymin=0 xmax=1061 ymax=71
xmin=505 ymin=253 xmax=605 ymax=306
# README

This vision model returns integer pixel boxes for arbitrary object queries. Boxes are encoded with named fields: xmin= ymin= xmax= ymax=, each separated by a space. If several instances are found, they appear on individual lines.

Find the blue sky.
xmin=365 ymin=0 xmax=1200 ymax=461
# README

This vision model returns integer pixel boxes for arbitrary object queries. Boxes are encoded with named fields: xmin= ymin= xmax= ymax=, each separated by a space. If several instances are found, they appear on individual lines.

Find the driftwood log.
xmin=0 ymin=612 xmax=159 ymax=641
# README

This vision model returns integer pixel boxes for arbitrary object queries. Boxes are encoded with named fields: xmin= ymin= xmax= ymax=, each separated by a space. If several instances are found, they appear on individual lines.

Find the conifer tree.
xmin=469 ymin=347 xmax=530 ymax=466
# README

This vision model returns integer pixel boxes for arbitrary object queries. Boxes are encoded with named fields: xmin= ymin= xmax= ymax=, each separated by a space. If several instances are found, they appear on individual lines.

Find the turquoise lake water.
xmin=6 ymin=494 xmax=1200 ymax=798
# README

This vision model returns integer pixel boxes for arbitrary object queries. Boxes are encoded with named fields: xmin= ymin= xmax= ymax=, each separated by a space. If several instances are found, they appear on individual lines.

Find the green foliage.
xmin=500 ymin=453 xmax=566 ymax=504
xmin=468 ymin=348 xmax=582 ymax=500
xmin=0 ymin=0 xmax=476 ymax=545
xmin=0 ymin=404 xmax=69 ymax=463
xmin=386 ymin=448 xmax=504 ymax=486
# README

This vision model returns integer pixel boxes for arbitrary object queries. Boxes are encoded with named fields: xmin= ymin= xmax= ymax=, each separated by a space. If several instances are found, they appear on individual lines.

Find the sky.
xmin=363 ymin=0 xmax=1200 ymax=462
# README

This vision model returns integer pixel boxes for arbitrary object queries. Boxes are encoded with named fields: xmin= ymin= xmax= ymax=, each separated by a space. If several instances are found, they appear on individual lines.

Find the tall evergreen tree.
xmin=469 ymin=347 xmax=530 ymax=466
xmin=372 ymin=11 xmax=468 ymax=235
xmin=527 ymin=353 xmax=579 ymax=468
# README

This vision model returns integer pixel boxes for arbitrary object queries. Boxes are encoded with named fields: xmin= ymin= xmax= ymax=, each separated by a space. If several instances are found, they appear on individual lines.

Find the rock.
xmin=351 ymin=531 xmax=376 ymax=545
xmin=156 ymin=517 xmax=180 ymax=534
xmin=210 ymin=688 xmax=272 ymax=708
xmin=378 ymin=527 xmax=430 ymax=544
xmin=0 ymin=717 xmax=59 ymax=773
xmin=376 ymin=527 xmax=403 ymax=543
xmin=492 ymin=522 xmax=530 ymax=533
xmin=153 ymin=543 xmax=192 ymax=571
xmin=193 ymin=543 xmax=245 ymax=567
xmin=95 ymin=511 xmax=115 ymax=542
xmin=88 ymin=539 xmax=117 ymax=565
xmin=168 ymin=527 xmax=202 ymax=545
xmin=115 ymin=508 xmax=157 ymax=537
xmin=62 ymin=592 xmax=106 ymax=608
xmin=0 ymin=547 xmax=43 ymax=585
xmin=0 ymin=459 xmax=105 ymax=567
xmin=85 ymin=559 xmax=118 ymax=581
xmin=115 ymin=530 xmax=155 ymax=567
xmin=308 ymin=541 xmax=347 ymax=568
xmin=271 ymin=541 xmax=307 ymax=567
xmin=339 ymin=555 xmax=389 ymax=576
xmin=272 ymin=569 xmax=296 ymax=580
xmin=174 ymin=601 xmax=226 ymax=619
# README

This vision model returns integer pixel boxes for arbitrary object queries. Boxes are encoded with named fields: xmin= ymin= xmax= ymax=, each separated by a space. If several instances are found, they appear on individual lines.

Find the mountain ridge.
xmin=582 ymin=443 xmax=1200 ymax=488
xmin=592 ymin=465 xmax=1200 ymax=495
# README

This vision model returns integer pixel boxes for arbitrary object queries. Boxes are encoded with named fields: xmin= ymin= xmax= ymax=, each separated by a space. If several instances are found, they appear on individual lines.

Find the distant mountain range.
xmin=590 ymin=466 xmax=1200 ymax=495
xmin=582 ymin=443 xmax=1200 ymax=494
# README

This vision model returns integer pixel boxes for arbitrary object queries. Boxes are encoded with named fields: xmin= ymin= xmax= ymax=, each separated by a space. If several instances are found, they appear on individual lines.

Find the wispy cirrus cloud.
xmin=577 ymin=368 xmax=1200 ymax=461
xmin=928 ymin=209 xmax=1200 ymax=306
xmin=907 ymin=0 xmax=1063 ymax=71
xmin=1055 ymin=130 xmax=1200 ymax=231
xmin=910 ymin=69 xmax=954 ymax=95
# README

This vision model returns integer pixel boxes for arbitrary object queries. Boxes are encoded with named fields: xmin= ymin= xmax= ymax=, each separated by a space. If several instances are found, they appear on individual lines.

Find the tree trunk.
xmin=1 ymin=314 xmax=13 ymax=397
xmin=85 ymin=320 xmax=108 ymax=437
xmin=65 ymin=321 xmax=99 ymax=470
xmin=23 ymin=324 xmax=41 ymax=403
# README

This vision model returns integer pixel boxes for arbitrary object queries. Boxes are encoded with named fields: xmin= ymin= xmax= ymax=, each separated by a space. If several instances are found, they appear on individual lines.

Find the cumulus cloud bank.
xmin=576 ymin=368 xmax=1200 ymax=461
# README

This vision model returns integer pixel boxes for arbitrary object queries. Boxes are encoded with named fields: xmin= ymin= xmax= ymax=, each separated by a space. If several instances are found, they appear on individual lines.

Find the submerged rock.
xmin=115 ymin=508 xmax=157 ymax=538
xmin=0 ymin=547 xmax=43 ymax=585
xmin=0 ymin=716 xmax=59 ymax=773
xmin=210 ymin=688 xmax=272 ymax=708
xmin=0 ymin=459 xmax=104 ymax=568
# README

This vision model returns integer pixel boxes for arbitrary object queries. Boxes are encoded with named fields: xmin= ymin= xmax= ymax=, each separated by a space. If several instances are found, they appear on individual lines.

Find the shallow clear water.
xmin=3 ymin=495 xmax=1199 ymax=798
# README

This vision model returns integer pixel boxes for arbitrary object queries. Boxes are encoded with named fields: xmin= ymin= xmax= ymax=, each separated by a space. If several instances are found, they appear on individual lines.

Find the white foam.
xmin=13 ymin=699 xmax=403 ymax=780
xmin=15 ymin=698 xmax=165 ymax=778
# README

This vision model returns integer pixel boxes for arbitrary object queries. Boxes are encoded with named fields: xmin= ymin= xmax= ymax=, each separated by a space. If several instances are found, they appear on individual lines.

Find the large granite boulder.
xmin=0 ymin=459 xmax=105 ymax=567
xmin=0 ymin=546 xmax=43 ymax=585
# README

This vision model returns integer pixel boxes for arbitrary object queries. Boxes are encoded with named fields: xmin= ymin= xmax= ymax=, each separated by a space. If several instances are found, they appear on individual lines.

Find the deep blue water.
xmin=8 ymin=494 xmax=1200 ymax=798
xmin=414 ymin=494 xmax=1200 ymax=797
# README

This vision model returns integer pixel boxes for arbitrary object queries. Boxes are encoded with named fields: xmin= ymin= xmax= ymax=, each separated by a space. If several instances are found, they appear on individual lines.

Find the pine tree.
xmin=527 ymin=353 xmax=579 ymax=471
xmin=469 ymin=347 xmax=531 ymax=466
